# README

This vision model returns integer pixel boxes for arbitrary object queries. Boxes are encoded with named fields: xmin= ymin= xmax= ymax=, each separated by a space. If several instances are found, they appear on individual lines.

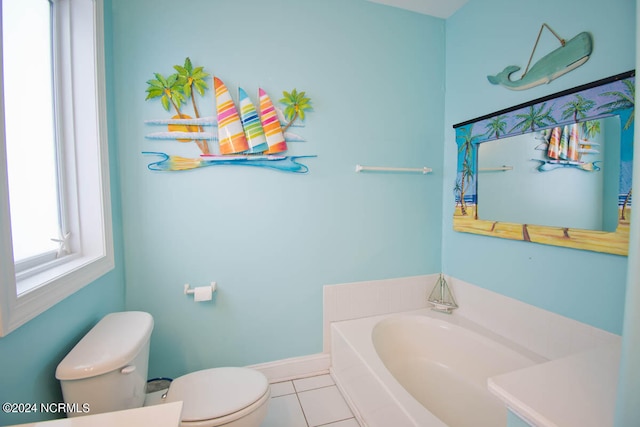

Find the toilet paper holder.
xmin=184 ymin=282 xmax=217 ymax=296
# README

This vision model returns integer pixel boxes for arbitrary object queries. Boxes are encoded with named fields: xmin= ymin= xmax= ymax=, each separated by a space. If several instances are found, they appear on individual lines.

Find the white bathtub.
xmin=330 ymin=309 xmax=546 ymax=427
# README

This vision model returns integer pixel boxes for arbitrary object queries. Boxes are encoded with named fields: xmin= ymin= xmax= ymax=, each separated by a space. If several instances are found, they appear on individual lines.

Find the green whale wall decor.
xmin=488 ymin=30 xmax=593 ymax=91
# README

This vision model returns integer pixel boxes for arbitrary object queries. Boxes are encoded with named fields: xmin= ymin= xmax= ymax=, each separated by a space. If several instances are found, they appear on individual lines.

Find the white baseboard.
xmin=248 ymin=353 xmax=331 ymax=383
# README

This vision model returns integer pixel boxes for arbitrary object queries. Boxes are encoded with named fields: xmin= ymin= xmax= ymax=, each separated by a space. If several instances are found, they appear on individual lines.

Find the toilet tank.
xmin=55 ymin=311 xmax=154 ymax=417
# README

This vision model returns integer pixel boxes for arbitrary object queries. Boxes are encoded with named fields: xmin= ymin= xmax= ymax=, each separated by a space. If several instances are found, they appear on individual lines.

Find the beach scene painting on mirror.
xmin=143 ymin=57 xmax=315 ymax=173
xmin=454 ymin=71 xmax=634 ymax=256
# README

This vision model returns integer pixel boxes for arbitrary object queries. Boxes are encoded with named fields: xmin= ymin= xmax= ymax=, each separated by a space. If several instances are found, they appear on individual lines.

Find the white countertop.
xmin=489 ymin=344 xmax=620 ymax=427
xmin=5 ymin=401 xmax=183 ymax=427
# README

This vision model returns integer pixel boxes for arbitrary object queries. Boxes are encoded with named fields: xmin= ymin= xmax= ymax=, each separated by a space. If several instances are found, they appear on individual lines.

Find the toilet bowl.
xmin=55 ymin=312 xmax=270 ymax=427
xmin=163 ymin=367 xmax=270 ymax=427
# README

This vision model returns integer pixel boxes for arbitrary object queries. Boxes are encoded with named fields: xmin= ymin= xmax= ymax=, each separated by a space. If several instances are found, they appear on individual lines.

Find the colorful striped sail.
xmin=258 ymin=88 xmax=287 ymax=154
xmin=558 ymin=125 xmax=569 ymax=160
xmin=214 ymin=77 xmax=249 ymax=155
xmin=238 ymin=87 xmax=268 ymax=153
xmin=567 ymin=123 xmax=580 ymax=161
xmin=547 ymin=126 xmax=561 ymax=159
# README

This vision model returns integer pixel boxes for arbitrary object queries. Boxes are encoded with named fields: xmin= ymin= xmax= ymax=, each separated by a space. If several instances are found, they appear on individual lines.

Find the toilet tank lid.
xmin=55 ymin=311 xmax=154 ymax=381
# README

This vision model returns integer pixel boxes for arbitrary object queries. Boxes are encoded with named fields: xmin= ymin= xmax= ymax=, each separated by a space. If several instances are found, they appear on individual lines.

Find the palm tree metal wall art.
xmin=143 ymin=57 xmax=315 ymax=173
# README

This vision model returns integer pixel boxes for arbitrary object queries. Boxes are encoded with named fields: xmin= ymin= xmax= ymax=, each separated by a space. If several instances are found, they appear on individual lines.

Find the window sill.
xmin=2 ymin=250 xmax=114 ymax=336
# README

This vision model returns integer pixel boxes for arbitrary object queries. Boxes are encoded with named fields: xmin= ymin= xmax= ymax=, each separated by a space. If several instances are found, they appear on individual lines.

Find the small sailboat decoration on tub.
xmin=428 ymin=274 xmax=458 ymax=314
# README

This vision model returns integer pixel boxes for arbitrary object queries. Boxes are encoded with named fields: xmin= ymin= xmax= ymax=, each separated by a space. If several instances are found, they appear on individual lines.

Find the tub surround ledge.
xmin=326 ymin=275 xmax=622 ymax=426
xmin=489 ymin=343 xmax=621 ymax=427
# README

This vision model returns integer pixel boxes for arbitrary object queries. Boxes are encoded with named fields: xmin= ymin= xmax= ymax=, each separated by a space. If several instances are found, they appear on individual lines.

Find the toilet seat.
xmin=164 ymin=367 xmax=270 ymax=426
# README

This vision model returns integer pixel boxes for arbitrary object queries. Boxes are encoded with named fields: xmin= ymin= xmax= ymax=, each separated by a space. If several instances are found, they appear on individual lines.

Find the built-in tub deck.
xmin=331 ymin=308 xmax=545 ymax=427
xmin=330 ymin=308 xmax=620 ymax=427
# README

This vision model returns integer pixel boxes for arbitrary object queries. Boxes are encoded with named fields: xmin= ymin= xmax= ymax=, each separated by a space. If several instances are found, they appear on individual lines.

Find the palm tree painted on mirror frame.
xmin=456 ymin=125 xmax=479 ymax=217
xmin=454 ymin=180 xmax=463 ymax=210
xmin=174 ymin=57 xmax=211 ymax=154
xmin=510 ymin=103 xmax=557 ymax=134
xmin=621 ymin=189 xmax=632 ymax=221
xmin=599 ymin=79 xmax=635 ymax=130
xmin=599 ymin=79 xmax=635 ymax=220
xmin=561 ymin=94 xmax=596 ymax=123
xmin=279 ymin=89 xmax=312 ymax=133
xmin=484 ymin=115 xmax=508 ymax=139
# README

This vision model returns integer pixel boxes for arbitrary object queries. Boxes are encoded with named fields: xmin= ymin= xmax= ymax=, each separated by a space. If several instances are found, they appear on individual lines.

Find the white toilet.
xmin=55 ymin=311 xmax=270 ymax=427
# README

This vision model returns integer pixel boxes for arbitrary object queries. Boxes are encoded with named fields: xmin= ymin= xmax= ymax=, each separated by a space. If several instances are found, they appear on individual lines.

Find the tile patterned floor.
xmin=260 ymin=374 xmax=360 ymax=427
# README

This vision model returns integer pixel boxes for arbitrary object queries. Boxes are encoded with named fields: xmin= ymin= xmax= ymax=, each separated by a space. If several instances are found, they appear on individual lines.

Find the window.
xmin=0 ymin=0 xmax=113 ymax=336
xmin=4 ymin=0 xmax=61 ymax=274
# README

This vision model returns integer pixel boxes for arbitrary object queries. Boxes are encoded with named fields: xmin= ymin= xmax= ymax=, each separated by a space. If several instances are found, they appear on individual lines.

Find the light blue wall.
xmin=0 ymin=3 xmax=126 ymax=424
xmin=444 ymin=0 xmax=635 ymax=334
xmin=110 ymin=0 xmax=445 ymax=378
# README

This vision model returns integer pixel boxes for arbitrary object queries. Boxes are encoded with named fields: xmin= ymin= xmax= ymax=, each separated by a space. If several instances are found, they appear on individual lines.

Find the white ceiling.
xmin=366 ymin=0 xmax=468 ymax=18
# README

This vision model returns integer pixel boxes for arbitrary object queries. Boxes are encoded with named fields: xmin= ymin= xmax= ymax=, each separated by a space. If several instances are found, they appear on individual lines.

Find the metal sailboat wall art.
xmin=488 ymin=24 xmax=593 ymax=91
xmin=258 ymin=88 xmax=288 ymax=154
xmin=143 ymin=57 xmax=314 ymax=173
xmin=237 ymin=87 xmax=268 ymax=154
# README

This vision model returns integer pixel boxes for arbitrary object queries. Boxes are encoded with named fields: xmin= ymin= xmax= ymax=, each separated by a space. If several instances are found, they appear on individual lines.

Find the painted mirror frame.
xmin=453 ymin=70 xmax=634 ymax=256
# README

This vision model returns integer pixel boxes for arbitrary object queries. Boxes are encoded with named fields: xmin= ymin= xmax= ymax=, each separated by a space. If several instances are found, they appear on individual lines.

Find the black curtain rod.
xmin=453 ymin=70 xmax=635 ymax=129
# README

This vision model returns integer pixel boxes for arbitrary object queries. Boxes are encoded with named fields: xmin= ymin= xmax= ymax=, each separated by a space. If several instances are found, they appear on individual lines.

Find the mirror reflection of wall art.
xmin=143 ymin=57 xmax=315 ymax=173
xmin=454 ymin=71 xmax=634 ymax=256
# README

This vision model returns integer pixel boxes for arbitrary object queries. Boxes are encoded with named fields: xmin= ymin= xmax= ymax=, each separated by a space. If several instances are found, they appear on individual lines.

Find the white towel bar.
xmin=355 ymin=164 xmax=432 ymax=174
xmin=478 ymin=165 xmax=513 ymax=172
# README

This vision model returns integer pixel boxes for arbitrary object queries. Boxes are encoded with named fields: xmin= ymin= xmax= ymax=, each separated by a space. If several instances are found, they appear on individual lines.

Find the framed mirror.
xmin=453 ymin=70 xmax=634 ymax=256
